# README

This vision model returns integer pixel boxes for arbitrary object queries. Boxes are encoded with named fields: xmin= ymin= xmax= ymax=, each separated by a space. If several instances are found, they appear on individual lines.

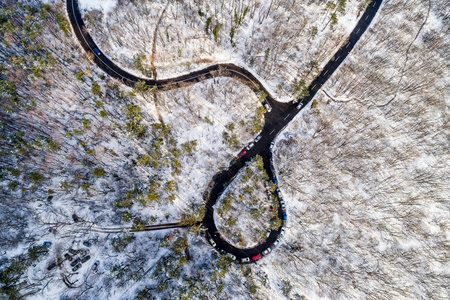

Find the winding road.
xmin=66 ymin=0 xmax=383 ymax=262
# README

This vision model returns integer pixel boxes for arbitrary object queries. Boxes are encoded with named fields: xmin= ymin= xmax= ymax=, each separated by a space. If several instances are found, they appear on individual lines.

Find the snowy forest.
xmin=0 ymin=0 xmax=448 ymax=299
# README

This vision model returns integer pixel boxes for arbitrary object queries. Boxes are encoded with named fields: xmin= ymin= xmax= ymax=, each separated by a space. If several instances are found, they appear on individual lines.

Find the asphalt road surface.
xmin=67 ymin=0 xmax=383 ymax=262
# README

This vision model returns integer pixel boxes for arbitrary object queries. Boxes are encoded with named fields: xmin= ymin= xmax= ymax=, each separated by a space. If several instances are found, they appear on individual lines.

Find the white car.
xmin=209 ymin=238 xmax=216 ymax=247
xmin=280 ymin=228 xmax=285 ymax=237
xmin=264 ymin=103 xmax=272 ymax=112
xmin=262 ymin=248 xmax=271 ymax=256
xmin=269 ymin=142 xmax=275 ymax=150
xmin=241 ymin=257 xmax=250 ymax=263
xmin=254 ymin=135 xmax=262 ymax=143
xmin=228 ymin=254 xmax=236 ymax=261
xmin=296 ymin=102 xmax=304 ymax=110
xmin=266 ymin=230 xmax=271 ymax=238
xmin=246 ymin=142 xmax=254 ymax=150
xmin=273 ymin=239 xmax=280 ymax=247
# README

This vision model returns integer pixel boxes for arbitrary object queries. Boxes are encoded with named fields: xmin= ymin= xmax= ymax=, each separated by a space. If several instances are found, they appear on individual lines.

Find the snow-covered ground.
xmin=82 ymin=0 xmax=368 ymax=102
xmin=214 ymin=156 xmax=275 ymax=248
xmin=1 ymin=0 xmax=449 ymax=299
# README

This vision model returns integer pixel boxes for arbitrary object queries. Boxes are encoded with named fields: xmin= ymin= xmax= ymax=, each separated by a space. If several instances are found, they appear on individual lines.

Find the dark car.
xmin=81 ymin=255 xmax=91 ymax=263
xmin=64 ymin=253 xmax=73 ymax=261
xmin=70 ymin=258 xmax=81 ymax=267
xmin=230 ymin=157 xmax=238 ymax=166
xmin=83 ymin=241 xmax=92 ymax=247
xmin=273 ymin=177 xmax=278 ymax=184
xmin=252 ymin=254 xmax=261 ymax=261
xmin=43 ymin=241 xmax=52 ymax=247
xmin=72 ymin=263 xmax=82 ymax=272
xmin=93 ymin=47 xmax=101 ymax=56
xmin=47 ymin=262 xmax=57 ymax=271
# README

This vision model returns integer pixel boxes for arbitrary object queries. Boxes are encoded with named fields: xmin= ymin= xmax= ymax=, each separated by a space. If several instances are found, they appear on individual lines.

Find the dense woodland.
xmin=0 ymin=0 xmax=448 ymax=299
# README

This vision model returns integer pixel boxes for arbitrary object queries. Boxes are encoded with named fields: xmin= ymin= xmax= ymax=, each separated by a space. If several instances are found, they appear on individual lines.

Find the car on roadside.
xmin=238 ymin=150 xmax=247 ymax=158
xmin=276 ymin=188 xmax=281 ymax=194
xmin=222 ymin=167 xmax=229 ymax=171
xmin=228 ymin=254 xmax=236 ymax=261
xmin=269 ymin=142 xmax=275 ymax=150
xmin=246 ymin=142 xmax=254 ymax=150
xmin=64 ymin=253 xmax=73 ymax=261
xmin=262 ymin=248 xmax=271 ymax=256
xmin=283 ymin=212 xmax=287 ymax=221
xmin=273 ymin=177 xmax=278 ymax=184
xmin=280 ymin=200 xmax=286 ymax=210
xmin=266 ymin=230 xmax=271 ymax=238
xmin=70 ymin=258 xmax=81 ymax=268
xmin=296 ymin=102 xmax=304 ymax=110
xmin=92 ymin=260 xmax=100 ymax=271
xmin=93 ymin=47 xmax=101 ymax=56
xmin=254 ymin=135 xmax=262 ymax=143
xmin=280 ymin=228 xmax=285 ymax=237
xmin=209 ymin=238 xmax=216 ymax=248
xmin=273 ymin=239 xmax=280 ymax=247
xmin=270 ymin=164 xmax=275 ymax=171
xmin=241 ymin=257 xmax=250 ymax=263
xmin=264 ymin=103 xmax=272 ymax=112
xmin=72 ymin=263 xmax=82 ymax=272
xmin=81 ymin=255 xmax=91 ymax=263
xmin=252 ymin=254 xmax=261 ymax=261
xmin=230 ymin=157 xmax=238 ymax=166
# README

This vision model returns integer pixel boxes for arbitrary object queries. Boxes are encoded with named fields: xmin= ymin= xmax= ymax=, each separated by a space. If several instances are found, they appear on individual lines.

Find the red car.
xmin=238 ymin=150 xmax=247 ymax=158
xmin=252 ymin=254 xmax=261 ymax=261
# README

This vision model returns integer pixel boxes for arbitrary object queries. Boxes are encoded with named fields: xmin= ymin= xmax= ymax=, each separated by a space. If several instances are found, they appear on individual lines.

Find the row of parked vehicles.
xmin=240 ymin=227 xmax=285 ymax=263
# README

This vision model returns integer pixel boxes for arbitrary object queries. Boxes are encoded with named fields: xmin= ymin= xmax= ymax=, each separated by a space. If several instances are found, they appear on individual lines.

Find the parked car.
xmin=83 ymin=241 xmax=92 ymax=247
xmin=68 ymin=248 xmax=78 ymax=255
xmin=280 ymin=228 xmax=285 ymax=237
xmin=72 ymin=263 xmax=82 ymax=272
xmin=64 ymin=253 xmax=73 ymax=261
xmin=270 ymin=164 xmax=275 ymax=171
xmin=280 ymin=200 xmax=286 ymax=210
xmin=276 ymin=188 xmax=281 ymax=194
xmin=230 ymin=157 xmax=238 ymax=166
xmin=92 ymin=260 xmax=100 ymax=271
xmin=252 ymin=254 xmax=261 ymax=261
xmin=222 ymin=167 xmax=229 ymax=171
xmin=229 ymin=254 xmax=236 ymax=261
xmin=254 ymin=135 xmax=262 ymax=143
xmin=262 ymin=248 xmax=271 ymax=256
xmin=93 ymin=47 xmax=101 ymax=56
xmin=47 ymin=262 xmax=57 ymax=271
xmin=273 ymin=239 xmax=280 ymax=247
xmin=283 ymin=212 xmax=287 ymax=221
xmin=238 ymin=150 xmax=247 ymax=158
xmin=70 ymin=258 xmax=81 ymax=267
xmin=273 ymin=177 xmax=278 ymax=184
xmin=43 ymin=241 xmax=52 ymax=246
xmin=264 ymin=103 xmax=272 ymax=112
xmin=296 ymin=102 xmax=304 ymax=110
xmin=241 ymin=257 xmax=250 ymax=263
xmin=269 ymin=142 xmax=275 ymax=149
xmin=209 ymin=238 xmax=216 ymax=248
xmin=81 ymin=255 xmax=91 ymax=263
xmin=246 ymin=142 xmax=254 ymax=150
